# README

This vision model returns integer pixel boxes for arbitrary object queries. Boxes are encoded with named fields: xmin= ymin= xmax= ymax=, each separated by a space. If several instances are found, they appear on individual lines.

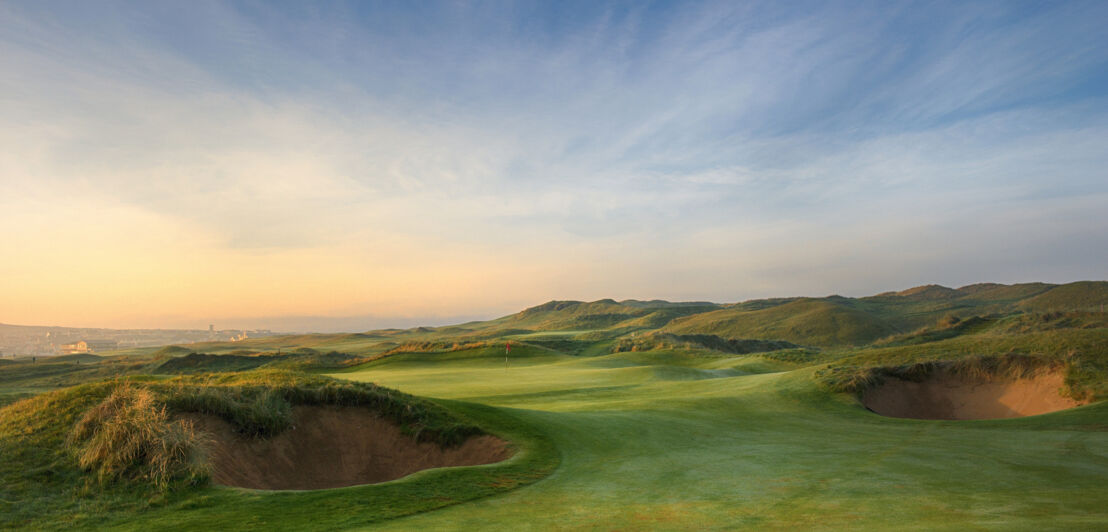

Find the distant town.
xmin=0 ymin=323 xmax=282 ymax=358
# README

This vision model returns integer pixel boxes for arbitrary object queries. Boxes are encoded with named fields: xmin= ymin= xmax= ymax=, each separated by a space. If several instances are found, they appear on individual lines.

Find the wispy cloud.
xmin=1 ymin=1 xmax=1105 ymax=328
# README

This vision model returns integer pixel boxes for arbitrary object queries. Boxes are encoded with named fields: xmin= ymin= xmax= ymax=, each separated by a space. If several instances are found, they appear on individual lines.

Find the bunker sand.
xmin=185 ymin=406 xmax=512 ymax=490
xmin=863 ymin=370 xmax=1087 ymax=420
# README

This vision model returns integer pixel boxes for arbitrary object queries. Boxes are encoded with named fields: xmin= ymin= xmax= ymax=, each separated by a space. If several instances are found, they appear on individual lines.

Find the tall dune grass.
xmin=67 ymin=384 xmax=209 ymax=489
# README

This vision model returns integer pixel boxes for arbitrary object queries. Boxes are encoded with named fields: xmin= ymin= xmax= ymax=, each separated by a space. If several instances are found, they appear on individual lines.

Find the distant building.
xmin=60 ymin=339 xmax=119 ymax=354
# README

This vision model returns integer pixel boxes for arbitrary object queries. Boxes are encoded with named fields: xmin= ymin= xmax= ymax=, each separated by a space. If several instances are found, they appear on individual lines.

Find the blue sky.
xmin=1 ymin=1 xmax=1106 ymax=330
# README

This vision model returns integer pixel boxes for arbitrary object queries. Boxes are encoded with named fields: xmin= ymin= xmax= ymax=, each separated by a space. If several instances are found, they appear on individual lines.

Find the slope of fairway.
xmin=325 ymin=351 xmax=1108 ymax=531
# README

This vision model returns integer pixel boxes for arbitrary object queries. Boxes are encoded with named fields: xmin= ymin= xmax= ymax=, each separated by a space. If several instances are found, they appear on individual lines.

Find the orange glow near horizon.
xmin=3 ymin=2 xmax=1106 ymax=330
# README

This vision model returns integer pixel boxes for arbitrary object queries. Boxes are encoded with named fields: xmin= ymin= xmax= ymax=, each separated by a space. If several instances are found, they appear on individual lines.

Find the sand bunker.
xmin=863 ymin=370 xmax=1087 ymax=420
xmin=184 ymin=406 xmax=512 ymax=490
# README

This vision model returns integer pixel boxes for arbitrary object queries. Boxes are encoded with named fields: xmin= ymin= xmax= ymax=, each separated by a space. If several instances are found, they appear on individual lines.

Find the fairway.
xmin=6 ymin=1 xmax=1108 ymax=528
xmin=3 ymin=285 xmax=1107 ymax=530
xmin=332 ymin=350 xmax=1108 ymax=530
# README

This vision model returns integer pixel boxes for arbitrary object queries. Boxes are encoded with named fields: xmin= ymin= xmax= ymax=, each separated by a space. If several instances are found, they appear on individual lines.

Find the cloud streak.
xmin=1 ymin=1 xmax=1106 ymax=329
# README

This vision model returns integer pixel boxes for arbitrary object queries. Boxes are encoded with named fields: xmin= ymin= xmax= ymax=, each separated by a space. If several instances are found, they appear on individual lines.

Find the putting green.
xmin=334 ymin=351 xmax=1108 ymax=530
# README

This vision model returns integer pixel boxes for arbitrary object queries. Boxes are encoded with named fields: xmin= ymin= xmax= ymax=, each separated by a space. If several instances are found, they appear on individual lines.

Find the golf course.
xmin=2 ymin=282 xmax=1107 ymax=530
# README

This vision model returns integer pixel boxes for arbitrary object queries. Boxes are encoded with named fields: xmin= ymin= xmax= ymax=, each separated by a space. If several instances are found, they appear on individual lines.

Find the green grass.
xmin=68 ymin=384 xmax=211 ymax=489
xmin=661 ymin=298 xmax=899 ymax=347
xmin=0 ymin=372 xmax=557 ymax=530
xmin=814 ymin=328 xmax=1108 ymax=400
xmin=1 ymin=281 xmax=1106 ymax=530
xmin=331 ymin=351 xmax=1108 ymax=530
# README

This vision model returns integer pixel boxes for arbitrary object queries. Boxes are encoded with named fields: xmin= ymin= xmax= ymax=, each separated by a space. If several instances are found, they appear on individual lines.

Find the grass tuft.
xmin=67 ymin=384 xmax=210 ymax=490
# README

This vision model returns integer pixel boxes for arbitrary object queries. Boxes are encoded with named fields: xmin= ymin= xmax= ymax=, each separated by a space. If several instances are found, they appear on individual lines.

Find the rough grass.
xmin=610 ymin=331 xmax=799 ymax=354
xmin=381 ymin=340 xmax=492 ymax=356
xmin=0 ymin=369 xmax=559 ymax=530
xmin=5 ymin=371 xmax=486 ymax=497
xmin=2 ymin=281 xmax=1106 ymax=530
xmin=989 ymin=311 xmax=1108 ymax=334
xmin=816 ymin=353 xmax=1062 ymax=396
xmin=149 ymin=371 xmax=483 ymax=445
xmin=661 ymin=298 xmax=900 ymax=347
xmin=155 ymin=351 xmax=371 ymax=374
xmin=1018 ymin=281 xmax=1108 ymax=311
xmin=872 ymin=315 xmax=996 ymax=346
xmin=68 ymin=385 xmax=210 ymax=489
xmin=814 ymin=327 xmax=1108 ymax=400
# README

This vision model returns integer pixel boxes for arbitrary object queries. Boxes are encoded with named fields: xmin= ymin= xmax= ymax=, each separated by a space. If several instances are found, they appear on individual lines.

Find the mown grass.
xmin=336 ymin=350 xmax=1108 ymax=531
xmin=2 ymin=281 xmax=1106 ymax=530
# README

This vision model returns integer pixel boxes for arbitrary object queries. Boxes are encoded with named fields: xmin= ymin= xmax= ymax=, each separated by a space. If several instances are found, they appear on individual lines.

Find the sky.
xmin=1 ymin=1 xmax=1106 ymax=332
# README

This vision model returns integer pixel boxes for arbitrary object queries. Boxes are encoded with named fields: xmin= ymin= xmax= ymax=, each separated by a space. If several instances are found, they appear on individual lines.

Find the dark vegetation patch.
xmin=518 ymin=337 xmax=594 ymax=355
xmin=493 ymin=299 xmax=714 ymax=334
xmin=155 ymin=351 xmax=371 ymax=374
xmin=152 ymin=346 xmax=193 ymax=357
xmin=728 ymin=298 xmax=801 ymax=311
xmin=457 ymin=328 xmax=533 ymax=340
xmin=757 ymin=349 xmax=822 ymax=364
xmin=873 ymin=315 xmax=996 ymax=346
xmin=157 ymin=353 xmax=276 ymax=373
xmin=662 ymin=298 xmax=899 ymax=347
xmin=611 ymin=332 xmax=799 ymax=355
xmin=52 ymin=354 xmax=105 ymax=364
xmin=381 ymin=341 xmax=492 ymax=356
xmin=990 ymin=311 xmax=1108 ymax=334
xmin=1018 ymin=281 xmax=1108 ymax=311
xmin=618 ymin=299 xmax=720 ymax=309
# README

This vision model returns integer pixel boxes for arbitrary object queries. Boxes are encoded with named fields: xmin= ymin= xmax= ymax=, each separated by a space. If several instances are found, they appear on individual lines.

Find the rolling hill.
xmin=2 ymin=280 xmax=1105 ymax=530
